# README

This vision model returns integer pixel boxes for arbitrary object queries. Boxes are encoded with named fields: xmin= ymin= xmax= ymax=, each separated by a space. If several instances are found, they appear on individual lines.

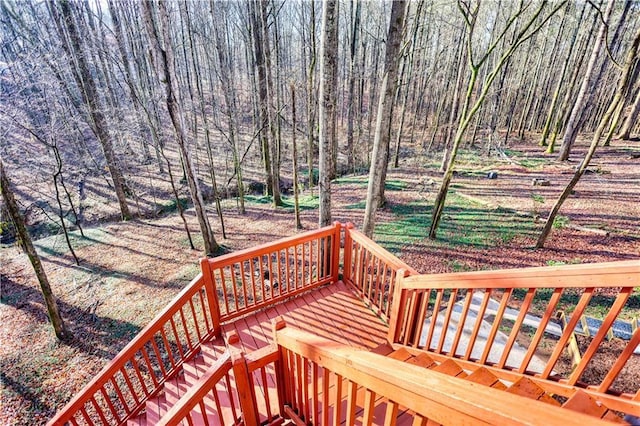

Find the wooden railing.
xmin=48 ymin=274 xmax=219 ymax=425
xmin=158 ymin=344 xmax=282 ymax=426
xmin=273 ymin=323 xmax=613 ymax=425
xmin=202 ymin=222 xmax=341 ymax=325
xmin=388 ymin=260 xmax=640 ymax=403
xmin=342 ymin=223 xmax=418 ymax=321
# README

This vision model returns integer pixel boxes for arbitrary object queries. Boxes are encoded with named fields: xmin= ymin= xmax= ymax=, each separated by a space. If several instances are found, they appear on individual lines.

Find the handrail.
xmin=343 ymin=223 xmax=418 ymax=320
xmin=157 ymin=352 xmax=235 ymax=426
xmin=274 ymin=325 xmax=613 ymax=425
xmin=202 ymin=222 xmax=341 ymax=324
xmin=48 ymin=273 xmax=218 ymax=425
xmin=159 ymin=345 xmax=282 ymax=425
xmin=389 ymin=260 xmax=640 ymax=399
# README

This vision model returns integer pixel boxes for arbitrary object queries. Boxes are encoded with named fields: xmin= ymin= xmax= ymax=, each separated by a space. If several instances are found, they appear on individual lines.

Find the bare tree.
xmin=557 ymin=0 xmax=615 ymax=161
xmin=428 ymin=0 xmax=566 ymax=240
xmin=142 ymin=0 xmax=220 ymax=256
xmin=362 ymin=1 xmax=407 ymax=238
xmin=1 ymin=158 xmax=70 ymax=340
xmin=537 ymin=26 xmax=640 ymax=247
xmin=318 ymin=0 xmax=338 ymax=227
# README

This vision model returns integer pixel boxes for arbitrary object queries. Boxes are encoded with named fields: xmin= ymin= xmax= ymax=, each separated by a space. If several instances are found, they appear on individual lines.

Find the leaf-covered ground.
xmin=1 ymin=141 xmax=639 ymax=425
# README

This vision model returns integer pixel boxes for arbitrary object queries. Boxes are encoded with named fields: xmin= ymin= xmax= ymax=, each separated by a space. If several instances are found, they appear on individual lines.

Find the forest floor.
xmin=1 ymin=140 xmax=639 ymax=424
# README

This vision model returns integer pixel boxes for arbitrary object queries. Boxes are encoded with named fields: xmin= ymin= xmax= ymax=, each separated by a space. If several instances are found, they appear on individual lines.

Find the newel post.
xmin=231 ymin=349 xmax=259 ymax=426
xmin=342 ymin=222 xmax=355 ymax=285
xmin=387 ymin=269 xmax=410 ymax=345
xmin=272 ymin=317 xmax=288 ymax=415
xmin=331 ymin=221 xmax=342 ymax=283
xmin=200 ymin=258 xmax=222 ymax=338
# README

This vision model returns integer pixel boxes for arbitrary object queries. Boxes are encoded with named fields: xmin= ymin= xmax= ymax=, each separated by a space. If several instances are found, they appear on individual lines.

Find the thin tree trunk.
xmin=537 ymin=27 xmax=640 ymax=247
xmin=362 ymin=1 xmax=406 ymax=238
xmin=618 ymin=83 xmax=640 ymax=139
xmin=318 ymin=0 xmax=338 ymax=227
xmin=1 ymin=159 xmax=71 ymax=341
xmin=143 ymin=0 xmax=219 ymax=256
xmin=558 ymin=0 xmax=614 ymax=161
xmin=291 ymin=84 xmax=303 ymax=230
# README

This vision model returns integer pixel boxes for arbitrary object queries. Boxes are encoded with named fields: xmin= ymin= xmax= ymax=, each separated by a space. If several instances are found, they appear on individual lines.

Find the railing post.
xmin=231 ymin=349 xmax=259 ymax=426
xmin=200 ymin=258 xmax=222 ymax=338
xmin=272 ymin=317 xmax=288 ymax=416
xmin=387 ymin=269 xmax=409 ymax=345
xmin=343 ymin=222 xmax=355 ymax=285
xmin=331 ymin=221 xmax=342 ymax=283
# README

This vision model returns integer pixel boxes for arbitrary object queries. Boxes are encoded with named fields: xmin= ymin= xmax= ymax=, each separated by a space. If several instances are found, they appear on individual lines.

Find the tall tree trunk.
xmin=1 ymin=159 xmax=70 ymax=341
xmin=291 ymin=84 xmax=303 ymax=230
xmin=318 ymin=0 xmax=338 ymax=227
xmin=142 ymin=0 xmax=220 ymax=256
xmin=618 ymin=83 xmax=640 ymax=139
xmin=537 ymin=26 xmax=640 ymax=247
xmin=362 ymin=1 xmax=406 ymax=238
xmin=346 ymin=0 xmax=362 ymax=173
xmin=558 ymin=0 xmax=614 ymax=161
xmin=51 ymin=0 xmax=131 ymax=220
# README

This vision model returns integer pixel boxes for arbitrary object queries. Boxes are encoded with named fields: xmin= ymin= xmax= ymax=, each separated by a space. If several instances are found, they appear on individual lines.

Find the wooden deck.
xmin=215 ymin=281 xmax=390 ymax=354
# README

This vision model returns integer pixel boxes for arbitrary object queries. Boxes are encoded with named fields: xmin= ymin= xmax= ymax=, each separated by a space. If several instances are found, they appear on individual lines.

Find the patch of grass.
xmin=518 ymin=158 xmax=548 ymax=169
xmin=33 ymin=228 xmax=107 ymax=257
xmin=552 ymin=215 xmax=570 ymax=229
xmin=244 ymin=194 xmax=319 ymax=212
xmin=155 ymin=197 xmax=189 ymax=215
xmin=345 ymin=201 xmax=366 ymax=210
xmin=447 ymin=260 xmax=474 ymax=272
xmin=531 ymin=193 xmax=545 ymax=204
xmin=373 ymin=194 xmax=537 ymax=254
xmin=335 ymin=176 xmax=407 ymax=191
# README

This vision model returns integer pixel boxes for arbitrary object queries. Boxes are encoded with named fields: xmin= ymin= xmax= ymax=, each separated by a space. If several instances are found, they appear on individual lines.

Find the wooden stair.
xmin=127 ymin=341 xmax=241 ymax=426
xmin=373 ymin=344 xmax=628 ymax=425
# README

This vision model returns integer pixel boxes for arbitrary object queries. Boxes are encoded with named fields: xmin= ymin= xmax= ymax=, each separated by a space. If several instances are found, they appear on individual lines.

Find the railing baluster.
xmin=425 ymin=289 xmax=444 ymax=351
xmin=303 ymin=357 xmax=310 ymax=422
xmin=109 ymin=376 xmax=130 ymax=415
xmin=312 ymin=361 xmax=319 ymax=424
xmin=89 ymin=396 xmax=109 ymax=426
xmin=188 ymin=299 xmax=203 ymax=342
xmin=413 ymin=289 xmax=430 ymax=348
xmin=197 ymin=286 xmax=212 ymax=334
xmin=159 ymin=327 xmax=177 ymax=371
xmin=363 ymin=389 xmax=375 ymax=425
xmin=465 ymin=289 xmax=492 ymax=360
xmin=99 ymin=386 xmax=120 ymax=424
xmin=436 ymin=289 xmax=458 ymax=353
xmin=131 ymin=357 xmax=150 ymax=397
xmin=346 ymin=380 xmax=357 ymax=424
xmin=498 ymin=288 xmax=536 ymax=369
xmin=169 ymin=317 xmax=185 ymax=360
xmin=599 ymin=324 xmax=640 ymax=392
xmin=449 ymin=289 xmax=473 ymax=357
xmin=569 ymin=287 xmax=633 ymax=385
xmin=198 ymin=400 xmax=211 ymax=426
xmin=334 ymin=373 xmax=343 ymax=426
xmin=118 ymin=367 xmax=140 ymax=406
xmin=140 ymin=346 xmax=159 ymax=388
xmin=519 ymin=287 xmax=563 ymax=373
xmin=322 ymin=368 xmax=330 ymax=426
xmin=178 ymin=306 xmax=194 ymax=351
xmin=542 ymin=288 xmax=594 ymax=379
xmin=150 ymin=336 xmax=168 ymax=379
xmin=480 ymin=288 xmax=513 ymax=364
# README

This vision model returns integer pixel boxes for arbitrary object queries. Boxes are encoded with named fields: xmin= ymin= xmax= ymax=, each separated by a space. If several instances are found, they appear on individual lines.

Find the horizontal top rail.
xmin=400 ymin=260 xmax=639 ymax=290
xmin=347 ymin=226 xmax=419 ymax=275
xmin=275 ymin=326 xmax=613 ymax=426
xmin=202 ymin=224 xmax=339 ymax=269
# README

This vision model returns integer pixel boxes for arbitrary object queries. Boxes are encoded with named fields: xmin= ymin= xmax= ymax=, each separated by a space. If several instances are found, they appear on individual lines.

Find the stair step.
xmin=371 ymin=343 xmax=395 ymax=356
xmin=563 ymin=390 xmax=626 ymax=423
xmin=144 ymin=392 xmax=168 ymax=424
xmin=126 ymin=414 xmax=147 ymax=426
xmin=431 ymin=359 xmax=467 ymax=378
xmin=465 ymin=367 xmax=507 ymax=390
xmin=388 ymin=348 xmax=414 ymax=362
xmin=406 ymin=353 xmax=436 ymax=369
xmin=506 ymin=377 xmax=560 ymax=406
